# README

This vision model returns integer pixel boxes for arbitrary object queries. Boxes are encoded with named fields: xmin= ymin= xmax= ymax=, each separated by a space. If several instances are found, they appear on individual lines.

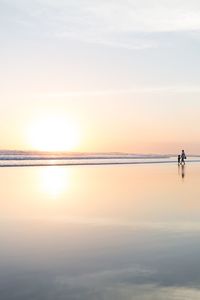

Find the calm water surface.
xmin=1 ymin=163 xmax=200 ymax=299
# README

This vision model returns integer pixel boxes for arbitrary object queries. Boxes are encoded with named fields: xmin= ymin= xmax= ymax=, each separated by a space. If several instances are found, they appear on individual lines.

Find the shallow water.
xmin=0 ymin=163 xmax=200 ymax=299
xmin=0 ymin=152 xmax=198 ymax=167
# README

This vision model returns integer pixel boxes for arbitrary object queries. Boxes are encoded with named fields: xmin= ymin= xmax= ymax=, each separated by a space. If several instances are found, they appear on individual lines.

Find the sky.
xmin=1 ymin=0 xmax=200 ymax=153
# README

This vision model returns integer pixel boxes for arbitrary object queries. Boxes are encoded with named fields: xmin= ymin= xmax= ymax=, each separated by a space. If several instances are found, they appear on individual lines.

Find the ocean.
xmin=0 ymin=155 xmax=200 ymax=299
xmin=0 ymin=151 xmax=198 ymax=167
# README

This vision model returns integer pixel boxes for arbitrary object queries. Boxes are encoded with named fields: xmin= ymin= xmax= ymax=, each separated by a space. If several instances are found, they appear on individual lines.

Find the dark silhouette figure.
xmin=181 ymin=150 xmax=187 ymax=164
xmin=178 ymin=150 xmax=187 ymax=180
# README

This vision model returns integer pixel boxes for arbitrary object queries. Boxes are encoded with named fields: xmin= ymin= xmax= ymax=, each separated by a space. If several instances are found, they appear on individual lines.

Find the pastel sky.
xmin=1 ymin=0 xmax=200 ymax=153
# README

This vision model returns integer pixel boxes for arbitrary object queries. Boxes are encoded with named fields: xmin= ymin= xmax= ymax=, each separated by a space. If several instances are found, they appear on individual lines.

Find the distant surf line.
xmin=1 ymin=159 xmax=200 ymax=168
xmin=0 ymin=155 xmax=169 ymax=161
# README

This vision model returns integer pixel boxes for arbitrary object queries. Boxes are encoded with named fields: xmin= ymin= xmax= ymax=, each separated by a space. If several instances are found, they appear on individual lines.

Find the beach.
xmin=2 ymin=0 xmax=200 ymax=298
xmin=0 ymin=162 xmax=200 ymax=299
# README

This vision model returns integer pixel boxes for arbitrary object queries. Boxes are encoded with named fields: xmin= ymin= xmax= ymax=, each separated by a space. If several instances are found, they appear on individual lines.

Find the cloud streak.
xmin=3 ymin=0 xmax=200 ymax=49
xmin=35 ymin=85 xmax=200 ymax=99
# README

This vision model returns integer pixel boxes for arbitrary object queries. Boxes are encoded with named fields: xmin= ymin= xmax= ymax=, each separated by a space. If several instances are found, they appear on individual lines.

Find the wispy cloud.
xmin=3 ymin=0 xmax=200 ymax=49
xmin=35 ymin=85 xmax=200 ymax=99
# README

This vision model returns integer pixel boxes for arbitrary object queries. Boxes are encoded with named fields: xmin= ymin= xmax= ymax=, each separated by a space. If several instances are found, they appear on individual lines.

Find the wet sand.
xmin=0 ymin=163 xmax=199 ymax=299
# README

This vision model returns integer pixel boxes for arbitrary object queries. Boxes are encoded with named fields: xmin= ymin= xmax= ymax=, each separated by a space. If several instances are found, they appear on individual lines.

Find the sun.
xmin=27 ymin=115 xmax=80 ymax=152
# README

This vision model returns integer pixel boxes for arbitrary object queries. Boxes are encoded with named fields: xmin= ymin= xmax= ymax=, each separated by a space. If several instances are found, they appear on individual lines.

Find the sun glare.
xmin=39 ymin=167 xmax=71 ymax=198
xmin=28 ymin=115 xmax=80 ymax=152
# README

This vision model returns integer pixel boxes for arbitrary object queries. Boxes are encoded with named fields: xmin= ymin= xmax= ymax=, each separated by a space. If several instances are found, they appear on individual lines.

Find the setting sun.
xmin=27 ymin=115 xmax=80 ymax=151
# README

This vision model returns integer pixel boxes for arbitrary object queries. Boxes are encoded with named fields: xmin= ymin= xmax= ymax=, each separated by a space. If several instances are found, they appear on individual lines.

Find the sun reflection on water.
xmin=39 ymin=166 xmax=71 ymax=199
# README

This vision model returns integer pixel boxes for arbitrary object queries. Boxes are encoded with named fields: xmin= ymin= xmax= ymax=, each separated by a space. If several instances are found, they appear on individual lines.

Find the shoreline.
xmin=0 ymin=159 xmax=200 ymax=168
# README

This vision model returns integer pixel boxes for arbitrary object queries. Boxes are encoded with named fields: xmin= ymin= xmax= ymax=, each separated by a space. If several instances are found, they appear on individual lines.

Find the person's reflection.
xmin=178 ymin=164 xmax=185 ymax=179
xmin=181 ymin=164 xmax=185 ymax=179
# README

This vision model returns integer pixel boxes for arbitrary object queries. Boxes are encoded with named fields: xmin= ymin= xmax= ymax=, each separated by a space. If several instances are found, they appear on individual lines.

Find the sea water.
xmin=0 ymin=162 xmax=200 ymax=299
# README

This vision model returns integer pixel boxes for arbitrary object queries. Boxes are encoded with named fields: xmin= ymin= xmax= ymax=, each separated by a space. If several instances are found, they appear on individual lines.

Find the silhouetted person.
xmin=178 ymin=155 xmax=181 ymax=164
xmin=181 ymin=150 xmax=187 ymax=164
